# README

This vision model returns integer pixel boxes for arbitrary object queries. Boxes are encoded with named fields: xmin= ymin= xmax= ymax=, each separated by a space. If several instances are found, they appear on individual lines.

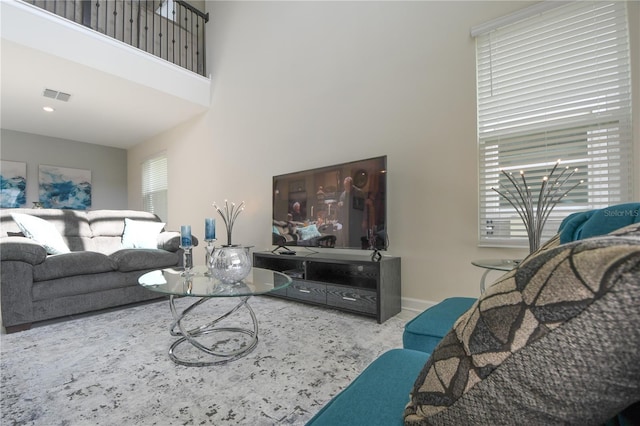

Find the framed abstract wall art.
xmin=0 ymin=160 xmax=27 ymax=208
xmin=39 ymin=165 xmax=92 ymax=210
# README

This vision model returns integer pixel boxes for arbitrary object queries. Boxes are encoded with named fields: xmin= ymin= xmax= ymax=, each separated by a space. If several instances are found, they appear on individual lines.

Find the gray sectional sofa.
xmin=0 ymin=208 xmax=196 ymax=333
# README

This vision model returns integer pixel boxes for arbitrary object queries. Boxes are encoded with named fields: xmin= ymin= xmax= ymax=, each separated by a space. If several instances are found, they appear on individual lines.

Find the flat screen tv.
xmin=272 ymin=156 xmax=387 ymax=250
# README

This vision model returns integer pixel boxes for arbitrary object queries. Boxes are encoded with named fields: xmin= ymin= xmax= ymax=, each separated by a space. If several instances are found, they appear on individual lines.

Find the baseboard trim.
xmin=401 ymin=297 xmax=436 ymax=314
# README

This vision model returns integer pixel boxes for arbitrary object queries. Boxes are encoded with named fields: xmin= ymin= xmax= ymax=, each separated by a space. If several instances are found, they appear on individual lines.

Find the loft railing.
xmin=25 ymin=0 xmax=209 ymax=76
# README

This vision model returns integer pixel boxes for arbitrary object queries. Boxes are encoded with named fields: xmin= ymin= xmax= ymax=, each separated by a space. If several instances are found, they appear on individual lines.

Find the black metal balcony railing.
xmin=26 ymin=0 xmax=209 ymax=76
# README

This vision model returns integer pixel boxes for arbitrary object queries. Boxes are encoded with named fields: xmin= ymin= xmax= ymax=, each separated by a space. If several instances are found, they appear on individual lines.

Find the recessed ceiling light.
xmin=43 ymin=106 xmax=55 ymax=112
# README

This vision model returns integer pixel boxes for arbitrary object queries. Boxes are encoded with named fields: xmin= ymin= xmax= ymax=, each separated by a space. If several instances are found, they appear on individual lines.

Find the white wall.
xmin=128 ymin=1 xmax=640 ymax=310
xmin=2 ymin=129 xmax=128 ymax=209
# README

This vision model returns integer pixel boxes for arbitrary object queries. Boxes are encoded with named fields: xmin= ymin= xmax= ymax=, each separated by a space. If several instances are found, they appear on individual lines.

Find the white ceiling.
xmin=0 ymin=1 xmax=211 ymax=150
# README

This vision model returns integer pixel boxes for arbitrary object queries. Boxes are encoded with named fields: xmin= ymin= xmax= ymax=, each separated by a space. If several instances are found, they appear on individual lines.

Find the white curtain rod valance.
xmin=470 ymin=1 xmax=571 ymax=37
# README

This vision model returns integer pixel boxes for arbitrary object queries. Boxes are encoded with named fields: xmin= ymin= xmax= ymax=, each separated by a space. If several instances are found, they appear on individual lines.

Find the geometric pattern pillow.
xmin=404 ymin=224 xmax=640 ymax=425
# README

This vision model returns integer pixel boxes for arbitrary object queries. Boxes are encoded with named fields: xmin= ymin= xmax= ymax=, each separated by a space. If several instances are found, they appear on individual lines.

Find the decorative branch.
xmin=491 ymin=159 xmax=583 ymax=253
xmin=213 ymin=200 xmax=245 ymax=246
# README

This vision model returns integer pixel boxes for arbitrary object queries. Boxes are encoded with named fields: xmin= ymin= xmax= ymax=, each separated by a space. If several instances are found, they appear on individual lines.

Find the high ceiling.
xmin=0 ymin=1 xmax=210 ymax=150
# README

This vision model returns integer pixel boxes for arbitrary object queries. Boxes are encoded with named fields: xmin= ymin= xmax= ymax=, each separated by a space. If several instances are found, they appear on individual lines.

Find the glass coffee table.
xmin=471 ymin=259 xmax=521 ymax=293
xmin=139 ymin=266 xmax=291 ymax=367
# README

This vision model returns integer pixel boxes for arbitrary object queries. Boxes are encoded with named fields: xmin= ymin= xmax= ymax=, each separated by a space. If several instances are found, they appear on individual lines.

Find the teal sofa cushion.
xmin=402 ymin=297 xmax=476 ymax=353
xmin=558 ymin=203 xmax=640 ymax=244
xmin=306 ymin=348 xmax=430 ymax=426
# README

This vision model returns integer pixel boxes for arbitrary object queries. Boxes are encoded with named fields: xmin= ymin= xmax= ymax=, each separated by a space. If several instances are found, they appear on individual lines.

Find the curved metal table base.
xmin=168 ymin=295 xmax=258 ymax=367
xmin=480 ymin=269 xmax=491 ymax=294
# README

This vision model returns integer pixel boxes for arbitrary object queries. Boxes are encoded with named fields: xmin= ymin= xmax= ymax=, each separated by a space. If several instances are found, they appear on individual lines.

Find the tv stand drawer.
xmin=287 ymin=280 xmax=326 ymax=304
xmin=326 ymin=285 xmax=376 ymax=315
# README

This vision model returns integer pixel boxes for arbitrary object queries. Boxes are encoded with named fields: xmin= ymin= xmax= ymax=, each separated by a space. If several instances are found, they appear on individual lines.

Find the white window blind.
xmin=476 ymin=1 xmax=633 ymax=247
xmin=142 ymin=153 xmax=168 ymax=221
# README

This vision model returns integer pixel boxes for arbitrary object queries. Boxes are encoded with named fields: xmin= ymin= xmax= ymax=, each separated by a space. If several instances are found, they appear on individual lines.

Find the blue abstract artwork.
xmin=0 ymin=160 xmax=27 ymax=208
xmin=39 ymin=165 xmax=92 ymax=210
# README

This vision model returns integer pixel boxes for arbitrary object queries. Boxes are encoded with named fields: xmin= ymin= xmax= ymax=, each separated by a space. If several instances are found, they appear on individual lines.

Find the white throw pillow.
xmin=121 ymin=218 xmax=165 ymax=249
xmin=11 ymin=213 xmax=71 ymax=255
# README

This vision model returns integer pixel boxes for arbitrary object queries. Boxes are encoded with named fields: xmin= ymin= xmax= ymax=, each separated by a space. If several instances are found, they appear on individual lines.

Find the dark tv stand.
xmin=253 ymin=251 xmax=401 ymax=323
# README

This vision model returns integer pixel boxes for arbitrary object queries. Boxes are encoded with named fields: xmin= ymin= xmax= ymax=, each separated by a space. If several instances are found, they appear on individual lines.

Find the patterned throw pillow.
xmin=404 ymin=223 xmax=640 ymax=425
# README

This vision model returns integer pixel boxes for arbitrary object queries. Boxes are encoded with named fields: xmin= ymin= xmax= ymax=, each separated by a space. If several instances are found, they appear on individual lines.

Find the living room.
xmin=1 ymin=1 xmax=639 ymax=424
xmin=2 ymin=0 xmax=639 ymax=310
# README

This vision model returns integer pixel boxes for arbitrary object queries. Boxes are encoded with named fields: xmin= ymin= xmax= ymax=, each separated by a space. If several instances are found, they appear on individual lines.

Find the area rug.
xmin=0 ymin=296 xmax=407 ymax=425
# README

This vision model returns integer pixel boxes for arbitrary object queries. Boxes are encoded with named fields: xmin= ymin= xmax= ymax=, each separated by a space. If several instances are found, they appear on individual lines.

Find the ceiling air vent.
xmin=43 ymin=88 xmax=71 ymax=102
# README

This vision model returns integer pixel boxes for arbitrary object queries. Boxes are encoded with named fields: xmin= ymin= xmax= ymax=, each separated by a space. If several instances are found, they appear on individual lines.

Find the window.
xmin=142 ymin=153 xmax=168 ymax=221
xmin=474 ymin=1 xmax=633 ymax=247
xmin=156 ymin=0 xmax=177 ymax=21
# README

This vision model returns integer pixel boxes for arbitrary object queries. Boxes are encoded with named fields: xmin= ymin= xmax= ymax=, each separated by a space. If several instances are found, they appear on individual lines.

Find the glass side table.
xmin=471 ymin=259 xmax=521 ymax=294
xmin=139 ymin=266 xmax=292 ymax=367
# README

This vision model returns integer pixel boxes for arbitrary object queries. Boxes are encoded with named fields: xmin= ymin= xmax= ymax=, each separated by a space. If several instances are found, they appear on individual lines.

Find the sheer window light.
xmin=474 ymin=1 xmax=633 ymax=248
xmin=142 ymin=153 xmax=168 ymax=222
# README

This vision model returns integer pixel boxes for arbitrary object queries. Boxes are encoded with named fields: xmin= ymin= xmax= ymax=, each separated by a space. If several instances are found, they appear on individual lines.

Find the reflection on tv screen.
xmin=272 ymin=156 xmax=387 ymax=250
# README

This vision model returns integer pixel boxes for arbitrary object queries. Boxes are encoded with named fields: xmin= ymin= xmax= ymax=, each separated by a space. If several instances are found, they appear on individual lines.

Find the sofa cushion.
xmin=31 ymin=271 xmax=150 ymax=302
xmin=558 ymin=203 xmax=640 ymax=244
xmin=121 ymin=218 xmax=165 ymax=249
xmin=404 ymin=224 xmax=640 ymax=425
xmin=109 ymin=249 xmax=179 ymax=272
xmin=1 ymin=208 xmax=93 ymax=252
xmin=307 ymin=349 xmax=430 ymax=426
xmin=0 ymin=237 xmax=48 ymax=265
xmin=157 ymin=231 xmax=182 ymax=252
xmin=86 ymin=210 xmax=165 ymax=254
xmin=87 ymin=210 xmax=163 ymax=237
xmin=403 ymin=297 xmax=477 ymax=354
xmin=33 ymin=251 xmax=116 ymax=282
xmin=11 ymin=213 xmax=71 ymax=255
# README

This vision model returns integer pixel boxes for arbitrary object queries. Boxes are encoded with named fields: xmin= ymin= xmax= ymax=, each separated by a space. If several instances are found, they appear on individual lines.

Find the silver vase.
xmin=210 ymin=245 xmax=252 ymax=285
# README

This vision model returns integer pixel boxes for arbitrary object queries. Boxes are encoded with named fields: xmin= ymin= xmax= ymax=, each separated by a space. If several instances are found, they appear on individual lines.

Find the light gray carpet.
xmin=1 ymin=296 xmax=408 ymax=425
